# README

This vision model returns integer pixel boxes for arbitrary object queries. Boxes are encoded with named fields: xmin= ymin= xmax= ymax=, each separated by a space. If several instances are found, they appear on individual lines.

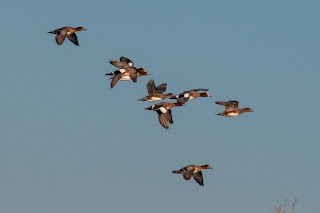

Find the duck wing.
xmin=109 ymin=61 xmax=130 ymax=68
xmin=168 ymin=109 xmax=173 ymax=124
xmin=55 ymin=29 xmax=67 ymax=45
xmin=120 ymin=56 xmax=134 ymax=67
xmin=193 ymin=171 xmax=204 ymax=186
xmin=183 ymin=170 xmax=194 ymax=180
xmin=156 ymin=83 xmax=167 ymax=94
xmin=157 ymin=112 xmax=170 ymax=129
xmin=147 ymin=80 xmax=157 ymax=96
xmin=111 ymin=73 xmax=124 ymax=88
xmin=216 ymin=101 xmax=239 ymax=112
xmin=67 ymin=33 xmax=79 ymax=46
xmin=130 ymin=73 xmax=138 ymax=83
xmin=183 ymin=88 xmax=208 ymax=93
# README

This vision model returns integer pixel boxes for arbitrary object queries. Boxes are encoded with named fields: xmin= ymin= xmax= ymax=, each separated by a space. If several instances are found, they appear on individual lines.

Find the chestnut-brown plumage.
xmin=105 ymin=57 xmax=150 ymax=88
xmin=170 ymin=89 xmax=211 ymax=104
xmin=172 ymin=165 xmax=213 ymax=186
xmin=139 ymin=79 xmax=174 ymax=101
xmin=47 ymin=26 xmax=86 ymax=46
xmin=145 ymin=102 xmax=182 ymax=129
xmin=216 ymin=100 xmax=253 ymax=117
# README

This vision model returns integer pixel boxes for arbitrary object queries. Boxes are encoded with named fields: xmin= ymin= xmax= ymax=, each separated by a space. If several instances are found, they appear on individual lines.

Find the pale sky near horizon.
xmin=1 ymin=0 xmax=320 ymax=213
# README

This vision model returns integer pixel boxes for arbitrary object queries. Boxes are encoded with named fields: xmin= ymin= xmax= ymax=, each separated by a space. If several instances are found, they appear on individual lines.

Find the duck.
xmin=170 ymin=89 xmax=211 ymax=104
xmin=105 ymin=57 xmax=150 ymax=88
xmin=216 ymin=100 xmax=253 ymax=117
xmin=139 ymin=79 xmax=174 ymax=101
xmin=172 ymin=165 xmax=213 ymax=186
xmin=47 ymin=26 xmax=86 ymax=46
xmin=145 ymin=102 xmax=182 ymax=129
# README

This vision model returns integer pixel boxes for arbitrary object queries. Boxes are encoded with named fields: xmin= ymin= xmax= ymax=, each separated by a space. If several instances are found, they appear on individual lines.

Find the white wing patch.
xmin=159 ymin=107 xmax=167 ymax=113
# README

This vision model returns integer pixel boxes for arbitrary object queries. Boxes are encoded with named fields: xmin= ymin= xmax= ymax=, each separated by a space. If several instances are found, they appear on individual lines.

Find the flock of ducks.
xmin=48 ymin=26 xmax=254 ymax=186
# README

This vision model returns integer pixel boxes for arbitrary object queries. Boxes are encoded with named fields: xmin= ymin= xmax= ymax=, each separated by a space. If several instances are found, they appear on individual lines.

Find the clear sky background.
xmin=1 ymin=0 xmax=320 ymax=213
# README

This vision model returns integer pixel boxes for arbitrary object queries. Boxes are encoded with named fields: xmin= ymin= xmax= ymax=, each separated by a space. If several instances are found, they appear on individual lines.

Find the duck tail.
xmin=138 ymin=97 xmax=148 ymax=101
xmin=172 ymin=170 xmax=180 ymax=174
xmin=144 ymin=106 xmax=153 ymax=110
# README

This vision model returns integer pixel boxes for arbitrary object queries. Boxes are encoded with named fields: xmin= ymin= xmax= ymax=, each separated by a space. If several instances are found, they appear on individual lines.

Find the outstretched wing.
xmin=67 ymin=33 xmax=79 ymax=46
xmin=111 ymin=73 xmax=124 ymax=88
xmin=183 ymin=88 xmax=208 ymax=93
xmin=168 ymin=109 xmax=173 ymax=124
xmin=193 ymin=171 xmax=204 ymax=186
xmin=55 ymin=29 xmax=67 ymax=45
xmin=147 ymin=80 xmax=157 ymax=96
xmin=156 ymin=83 xmax=167 ymax=94
xmin=130 ymin=73 xmax=138 ymax=83
xmin=158 ymin=112 xmax=170 ymax=129
xmin=183 ymin=170 xmax=194 ymax=180
xmin=109 ymin=61 xmax=130 ymax=68
xmin=215 ymin=101 xmax=239 ymax=112
xmin=120 ymin=56 xmax=134 ymax=67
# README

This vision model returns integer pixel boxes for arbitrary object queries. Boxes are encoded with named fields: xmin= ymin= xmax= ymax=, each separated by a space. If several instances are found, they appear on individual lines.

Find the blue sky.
xmin=1 ymin=0 xmax=320 ymax=212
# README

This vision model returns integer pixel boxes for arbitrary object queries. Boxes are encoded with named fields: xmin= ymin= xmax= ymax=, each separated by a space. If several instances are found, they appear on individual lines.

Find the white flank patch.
xmin=120 ymin=76 xmax=131 ymax=81
xmin=159 ymin=107 xmax=167 ymax=113
xmin=128 ymin=62 xmax=133 ymax=67
xmin=119 ymin=68 xmax=126 ymax=73
xmin=151 ymin=97 xmax=162 ymax=101
xmin=184 ymin=93 xmax=190 ymax=98
xmin=189 ymin=96 xmax=195 ymax=100
xmin=226 ymin=112 xmax=239 ymax=117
